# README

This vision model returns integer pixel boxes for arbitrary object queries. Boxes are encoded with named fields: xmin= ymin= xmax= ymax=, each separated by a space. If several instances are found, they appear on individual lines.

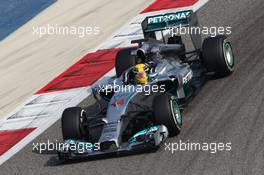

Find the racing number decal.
xmin=111 ymin=99 xmax=125 ymax=107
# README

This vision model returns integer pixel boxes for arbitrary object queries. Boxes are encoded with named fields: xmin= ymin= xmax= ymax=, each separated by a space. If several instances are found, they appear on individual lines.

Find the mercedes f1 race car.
xmin=58 ymin=10 xmax=235 ymax=160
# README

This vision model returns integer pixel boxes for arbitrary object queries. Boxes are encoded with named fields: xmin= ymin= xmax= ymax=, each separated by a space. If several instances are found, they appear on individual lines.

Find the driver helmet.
xmin=132 ymin=63 xmax=149 ymax=85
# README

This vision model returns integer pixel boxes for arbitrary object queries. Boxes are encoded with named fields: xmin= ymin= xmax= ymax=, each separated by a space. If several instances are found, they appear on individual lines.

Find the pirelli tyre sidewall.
xmin=153 ymin=94 xmax=182 ymax=137
xmin=202 ymin=35 xmax=235 ymax=77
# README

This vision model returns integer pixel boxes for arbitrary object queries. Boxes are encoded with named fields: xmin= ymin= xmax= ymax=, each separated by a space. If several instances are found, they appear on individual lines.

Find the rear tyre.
xmin=202 ymin=35 xmax=235 ymax=77
xmin=115 ymin=48 xmax=137 ymax=77
xmin=153 ymin=94 xmax=182 ymax=136
xmin=61 ymin=107 xmax=87 ymax=140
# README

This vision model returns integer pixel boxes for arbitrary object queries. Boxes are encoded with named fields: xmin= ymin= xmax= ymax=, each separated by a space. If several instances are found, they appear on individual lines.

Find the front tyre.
xmin=202 ymin=35 xmax=235 ymax=77
xmin=61 ymin=107 xmax=88 ymax=140
xmin=153 ymin=94 xmax=182 ymax=137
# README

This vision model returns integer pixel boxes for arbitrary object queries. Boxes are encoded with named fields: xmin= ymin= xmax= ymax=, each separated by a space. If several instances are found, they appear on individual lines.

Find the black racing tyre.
xmin=115 ymin=48 xmax=137 ymax=77
xmin=61 ymin=107 xmax=87 ymax=140
xmin=153 ymin=94 xmax=182 ymax=137
xmin=202 ymin=35 xmax=235 ymax=77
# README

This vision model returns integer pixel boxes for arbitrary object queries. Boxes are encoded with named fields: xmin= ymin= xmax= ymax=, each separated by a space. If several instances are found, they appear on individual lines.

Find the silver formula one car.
xmin=58 ymin=10 xmax=235 ymax=160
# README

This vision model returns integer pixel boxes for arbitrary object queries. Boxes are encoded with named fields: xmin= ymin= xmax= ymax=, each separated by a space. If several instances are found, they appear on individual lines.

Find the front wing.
xmin=58 ymin=125 xmax=168 ymax=161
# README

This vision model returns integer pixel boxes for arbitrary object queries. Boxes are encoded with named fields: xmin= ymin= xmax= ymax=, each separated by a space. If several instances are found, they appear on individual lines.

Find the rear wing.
xmin=141 ymin=10 xmax=202 ymax=49
xmin=142 ymin=10 xmax=193 ymax=33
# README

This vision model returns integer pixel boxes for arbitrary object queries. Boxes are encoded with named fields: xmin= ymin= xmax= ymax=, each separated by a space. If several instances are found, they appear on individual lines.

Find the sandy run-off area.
xmin=0 ymin=0 xmax=153 ymax=119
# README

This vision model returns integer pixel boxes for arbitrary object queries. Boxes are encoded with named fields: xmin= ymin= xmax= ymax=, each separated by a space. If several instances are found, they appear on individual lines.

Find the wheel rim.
xmin=170 ymin=98 xmax=182 ymax=127
xmin=223 ymin=42 xmax=234 ymax=69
